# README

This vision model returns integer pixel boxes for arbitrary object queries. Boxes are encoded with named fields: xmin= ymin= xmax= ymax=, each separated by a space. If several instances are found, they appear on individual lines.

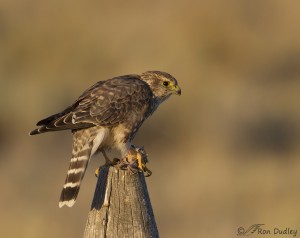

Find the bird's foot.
xmin=118 ymin=145 xmax=152 ymax=177
xmin=143 ymin=165 xmax=152 ymax=177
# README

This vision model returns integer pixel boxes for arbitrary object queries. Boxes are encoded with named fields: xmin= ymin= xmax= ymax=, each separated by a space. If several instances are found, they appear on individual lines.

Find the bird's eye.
xmin=163 ymin=81 xmax=169 ymax=86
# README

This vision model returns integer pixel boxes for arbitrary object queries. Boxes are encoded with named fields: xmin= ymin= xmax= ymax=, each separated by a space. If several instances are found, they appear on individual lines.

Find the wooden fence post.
xmin=84 ymin=165 xmax=159 ymax=238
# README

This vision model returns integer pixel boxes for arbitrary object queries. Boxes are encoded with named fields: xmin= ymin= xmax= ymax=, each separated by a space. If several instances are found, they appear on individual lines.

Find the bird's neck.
xmin=151 ymin=95 xmax=171 ymax=113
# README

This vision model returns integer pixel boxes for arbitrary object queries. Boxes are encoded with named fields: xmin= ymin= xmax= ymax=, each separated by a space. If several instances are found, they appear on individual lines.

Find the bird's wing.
xmin=30 ymin=75 xmax=153 ymax=135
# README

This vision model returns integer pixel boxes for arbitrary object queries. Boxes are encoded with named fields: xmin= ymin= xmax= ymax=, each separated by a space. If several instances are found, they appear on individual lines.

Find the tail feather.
xmin=59 ymin=130 xmax=92 ymax=208
xmin=59 ymin=155 xmax=91 ymax=207
xmin=59 ymin=127 xmax=104 ymax=208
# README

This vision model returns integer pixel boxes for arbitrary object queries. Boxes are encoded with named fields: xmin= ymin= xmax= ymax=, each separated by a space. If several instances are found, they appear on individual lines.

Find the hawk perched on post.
xmin=30 ymin=71 xmax=181 ymax=208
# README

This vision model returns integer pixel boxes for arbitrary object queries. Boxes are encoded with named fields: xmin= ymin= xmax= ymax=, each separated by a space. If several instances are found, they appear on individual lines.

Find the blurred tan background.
xmin=1 ymin=0 xmax=300 ymax=237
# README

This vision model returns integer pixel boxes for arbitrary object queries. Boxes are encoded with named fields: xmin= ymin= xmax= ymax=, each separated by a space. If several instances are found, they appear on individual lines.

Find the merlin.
xmin=30 ymin=71 xmax=181 ymax=208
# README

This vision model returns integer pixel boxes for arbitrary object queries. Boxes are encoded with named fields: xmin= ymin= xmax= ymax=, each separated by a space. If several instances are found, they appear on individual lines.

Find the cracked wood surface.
xmin=84 ymin=166 xmax=159 ymax=238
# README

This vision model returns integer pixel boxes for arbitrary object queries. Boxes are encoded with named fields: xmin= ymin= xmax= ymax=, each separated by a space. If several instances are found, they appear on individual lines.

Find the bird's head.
xmin=140 ymin=71 xmax=181 ymax=99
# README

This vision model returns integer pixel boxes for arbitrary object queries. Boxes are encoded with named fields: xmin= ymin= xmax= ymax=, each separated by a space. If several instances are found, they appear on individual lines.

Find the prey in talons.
xmin=118 ymin=145 xmax=152 ymax=177
xmin=95 ymin=146 xmax=152 ymax=177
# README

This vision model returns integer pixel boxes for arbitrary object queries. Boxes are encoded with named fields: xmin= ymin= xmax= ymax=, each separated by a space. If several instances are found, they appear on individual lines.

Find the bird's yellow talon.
xmin=143 ymin=166 xmax=152 ymax=177
xmin=95 ymin=168 xmax=100 ymax=177
xmin=136 ymin=152 xmax=144 ymax=171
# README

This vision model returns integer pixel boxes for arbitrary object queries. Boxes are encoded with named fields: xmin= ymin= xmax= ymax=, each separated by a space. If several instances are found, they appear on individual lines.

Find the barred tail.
xmin=59 ymin=144 xmax=91 ymax=208
xmin=58 ymin=127 xmax=105 ymax=208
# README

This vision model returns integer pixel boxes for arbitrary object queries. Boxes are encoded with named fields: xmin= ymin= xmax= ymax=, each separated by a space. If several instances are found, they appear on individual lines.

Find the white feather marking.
xmin=59 ymin=199 xmax=76 ymax=208
xmin=63 ymin=182 xmax=80 ymax=188
xmin=72 ymin=114 xmax=76 ymax=124
xmin=70 ymin=156 xmax=88 ymax=163
xmin=90 ymin=128 xmax=106 ymax=156
xmin=67 ymin=168 xmax=85 ymax=175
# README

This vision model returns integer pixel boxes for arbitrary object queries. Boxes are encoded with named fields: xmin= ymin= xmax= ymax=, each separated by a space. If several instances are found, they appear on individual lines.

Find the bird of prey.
xmin=30 ymin=71 xmax=181 ymax=208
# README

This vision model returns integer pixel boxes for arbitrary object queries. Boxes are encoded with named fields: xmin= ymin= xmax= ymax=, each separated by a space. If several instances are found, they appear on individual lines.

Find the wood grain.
xmin=84 ymin=166 xmax=159 ymax=238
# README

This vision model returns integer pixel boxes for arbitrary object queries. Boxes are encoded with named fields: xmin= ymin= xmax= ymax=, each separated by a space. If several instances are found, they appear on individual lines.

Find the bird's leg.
xmin=102 ymin=150 xmax=112 ymax=165
xmin=95 ymin=150 xmax=119 ymax=177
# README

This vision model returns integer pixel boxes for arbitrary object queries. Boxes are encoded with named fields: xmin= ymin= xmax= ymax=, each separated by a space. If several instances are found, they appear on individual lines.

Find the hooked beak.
xmin=173 ymin=85 xmax=181 ymax=95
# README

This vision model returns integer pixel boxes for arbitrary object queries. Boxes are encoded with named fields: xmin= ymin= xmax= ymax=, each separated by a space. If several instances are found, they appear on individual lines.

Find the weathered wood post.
xmin=84 ymin=165 xmax=159 ymax=238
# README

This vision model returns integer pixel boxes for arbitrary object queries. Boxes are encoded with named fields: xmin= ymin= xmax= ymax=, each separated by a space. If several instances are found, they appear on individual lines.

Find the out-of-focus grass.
xmin=1 ymin=0 xmax=300 ymax=237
